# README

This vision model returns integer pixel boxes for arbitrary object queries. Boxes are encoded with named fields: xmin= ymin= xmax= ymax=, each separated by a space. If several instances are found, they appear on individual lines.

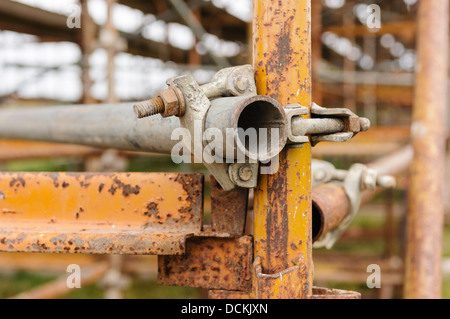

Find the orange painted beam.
xmin=0 ymin=172 xmax=204 ymax=255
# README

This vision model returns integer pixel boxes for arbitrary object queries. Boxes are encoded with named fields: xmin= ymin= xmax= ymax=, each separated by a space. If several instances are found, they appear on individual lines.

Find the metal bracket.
xmin=166 ymin=66 xmax=260 ymax=191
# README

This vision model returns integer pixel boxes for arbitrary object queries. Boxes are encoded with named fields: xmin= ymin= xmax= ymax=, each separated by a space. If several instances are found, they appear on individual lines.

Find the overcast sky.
xmin=0 ymin=0 xmax=251 ymax=102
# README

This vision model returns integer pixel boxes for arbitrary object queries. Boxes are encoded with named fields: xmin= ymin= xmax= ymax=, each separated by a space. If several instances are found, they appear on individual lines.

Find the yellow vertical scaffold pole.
xmin=253 ymin=0 xmax=313 ymax=298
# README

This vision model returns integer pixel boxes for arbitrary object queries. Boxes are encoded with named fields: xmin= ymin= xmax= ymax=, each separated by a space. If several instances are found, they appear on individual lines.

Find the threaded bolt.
xmin=360 ymin=118 xmax=371 ymax=132
xmin=133 ymin=97 xmax=165 ymax=119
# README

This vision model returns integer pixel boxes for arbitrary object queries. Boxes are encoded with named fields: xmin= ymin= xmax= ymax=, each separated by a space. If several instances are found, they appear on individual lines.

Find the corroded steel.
xmin=311 ymin=145 xmax=414 ymax=243
xmin=252 ymin=256 xmax=309 ymax=299
xmin=312 ymin=183 xmax=350 ymax=243
xmin=208 ymin=290 xmax=250 ymax=299
xmin=252 ymin=0 xmax=313 ymax=298
xmin=210 ymin=176 xmax=248 ymax=236
xmin=0 ymin=172 xmax=204 ymax=255
xmin=404 ymin=0 xmax=449 ymax=299
xmin=158 ymin=236 xmax=253 ymax=291
xmin=307 ymin=287 xmax=361 ymax=299
xmin=208 ymin=286 xmax=360 ymax=300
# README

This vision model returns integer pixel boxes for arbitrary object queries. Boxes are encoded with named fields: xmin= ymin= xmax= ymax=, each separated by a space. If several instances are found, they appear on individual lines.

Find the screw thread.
xmin=133 ymin=97 xmax=165 ymax=118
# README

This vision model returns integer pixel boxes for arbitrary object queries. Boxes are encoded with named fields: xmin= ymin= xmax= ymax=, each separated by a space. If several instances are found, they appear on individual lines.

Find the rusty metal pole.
xmin=253 ymin=0 xmax=312 ymax=298
xmin=311 ymin=0 xmax=322 ymax=105
xmin=105 ymin=0 xmax=119 ymax=104
xmin=80 ymin=0 xmax=96 ymax=104
xmin=404 ymin=0 xmax=449 ymax=299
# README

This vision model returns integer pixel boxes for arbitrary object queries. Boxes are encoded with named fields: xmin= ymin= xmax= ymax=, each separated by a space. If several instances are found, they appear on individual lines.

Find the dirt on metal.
xmin=158 ymin=236 xmax=253 ymax=291
xmin=210 ymin=176 xmax=248 ymax=236
xmin=0 ymin=172 xmax=204 ymax=255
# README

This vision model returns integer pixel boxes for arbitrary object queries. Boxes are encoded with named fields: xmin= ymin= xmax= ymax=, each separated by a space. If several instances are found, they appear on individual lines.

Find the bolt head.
xmin=238 ymin=165 xmax=253 ymax=182
xmin=235 ymin=76 xmax=250 ymax=93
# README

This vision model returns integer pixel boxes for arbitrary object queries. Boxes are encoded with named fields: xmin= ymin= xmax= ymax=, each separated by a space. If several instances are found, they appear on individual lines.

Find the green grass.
xmin=63 ymin=279 xmax=200 ymax=299
xmin=0 ymin=271 xmax=201 ymax=299
xmin=5 ymin=158 xmax=83 ymax=172
xmin=0 ymin=271 xmax=56 ymax=298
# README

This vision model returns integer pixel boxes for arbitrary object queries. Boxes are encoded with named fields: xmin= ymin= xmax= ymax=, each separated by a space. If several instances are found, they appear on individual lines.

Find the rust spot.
xmin=9 ymin=177 xmax=25 ymax=188
xmin=98 ymin=183 xmax=105 ymax=193
xmin=108 ymin=178 xmax=140 ymax=197
xmin=2 ymin=209 xmax=17 ymax=214
xmin=144 ymin=202 xmax=159 ymax=217
xmin=62 ymin=181 xmax=69 ymax=188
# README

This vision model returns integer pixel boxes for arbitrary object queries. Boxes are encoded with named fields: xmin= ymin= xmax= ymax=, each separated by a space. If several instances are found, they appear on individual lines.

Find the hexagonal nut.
xmin=158 ymin=88 xmax=184 ymax=118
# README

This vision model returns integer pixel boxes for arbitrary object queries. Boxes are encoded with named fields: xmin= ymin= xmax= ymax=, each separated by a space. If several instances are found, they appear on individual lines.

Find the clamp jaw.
xmin=284 ymin=103 xmax=370 ymax=147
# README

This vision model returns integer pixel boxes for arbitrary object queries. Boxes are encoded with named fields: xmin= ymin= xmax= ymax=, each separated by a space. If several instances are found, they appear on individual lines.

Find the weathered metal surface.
xmin=11 ymin=261 xmax=110 ymax=299
xmin=312 ymin=183 xmax=350 ymax=243
xmin=205 ymin=95 xmax=287 ymax=162
xmin=208 ymin=290 xmax=250 ymax=299
xmin=210 ymin=176 xmax=248 ymax=236
xmin=208 ymin=285 xmax=360 ymax=300
xmin=252 ymin=256 xmax=309 ymax=299
xmin=0 ymin=103 xmax=180 ymax=154
xmin=307 ymin=287 xmax=361 ymax=300
xmin=0 ymin=172 xmax=204 ymax=255
xmin=201 ymin=65 xmax=257 ymax=98
xmin=252 ymin=0 xmax=313 ymax=297
xmin=158 ymin=236 xmax=253 ymax=291
xmin=311 ymin=145 xmax=413 ymax=245
xmin=404 ymin=0 xmax=449 ymax=299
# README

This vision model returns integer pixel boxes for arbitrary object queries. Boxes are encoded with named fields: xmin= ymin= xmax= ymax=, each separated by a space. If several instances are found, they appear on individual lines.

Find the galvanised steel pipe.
xmin=0 ymin=103 xmax=180 ymax=154
xmin=0 ymin=97 xmax=289 ymax=160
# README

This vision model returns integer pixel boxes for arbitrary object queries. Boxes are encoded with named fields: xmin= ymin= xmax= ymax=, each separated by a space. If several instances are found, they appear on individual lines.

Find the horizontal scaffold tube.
xmin=0 ymin=103 xmax=180 ymax=154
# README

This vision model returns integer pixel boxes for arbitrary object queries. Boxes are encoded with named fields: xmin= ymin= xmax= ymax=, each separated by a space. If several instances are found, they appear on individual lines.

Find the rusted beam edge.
xmin=158 ymin=236 xmax=253 ymax=292
xmin=10 ymin=261 xmax=110 ymax=299
xmin=208 ymin=287 xmax=361 ymax=300
xmin=0 ymin=172 xmax=204 ymax=255
xmin=0 ymin=230 xmax=192 ymax=256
